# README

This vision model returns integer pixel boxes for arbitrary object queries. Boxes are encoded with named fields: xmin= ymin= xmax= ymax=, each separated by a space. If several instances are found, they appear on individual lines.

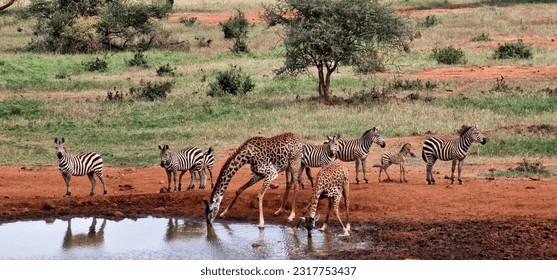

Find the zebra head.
xmin=54 ymin=137 xmax=67 ymax=159
xmin=469 ymin=124 xmax=487 ymax=145
xmin=158 ymin=144 xmax=172 ymax=168
xmin=325 ymin=135 xmax=340 ymax=158
xmin=369 ymin=127 xmax=386 ymax=148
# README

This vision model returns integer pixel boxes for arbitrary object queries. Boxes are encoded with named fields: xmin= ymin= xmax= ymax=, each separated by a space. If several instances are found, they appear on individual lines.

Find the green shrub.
xmin=471 ymin=32 xmax=491 ymax=42
xmin=220 ymin=10 xmax=249 ymax=53
xmin=54 ymin=71 xmax=70 ymax=79
xmin=423 ymin=15 xmax=439 ymax=27
xmin=433 ymin=46 xmax=467 ymax=65
xmin=208 ymin=65 xmax=255 ymax=97
xmin=353 ymin=49 xmax=385 ymax=74
xmin=195 ymin=36 xmax=213 ymax=48
xmin=106 ymin=88 xmax=127 ymax=102
xmin=390 ymin=78 xmax=437 ymax=90
xmin=493 ymin=40 xmax=533 ymax=59
xmin=346 ymin=86 xmax=394 ymax=104
xmin=83 ymin=57 xmax=108 ymax=72
xmin=129 ymin=80 xmax=173 ymax=101
xmin=127 ymin=50 xmax=149 ymax=68
xmin=156 ymin=64 xmax=176 ymax=76
xmin=179 ymin=16 xmax=197 ymax=26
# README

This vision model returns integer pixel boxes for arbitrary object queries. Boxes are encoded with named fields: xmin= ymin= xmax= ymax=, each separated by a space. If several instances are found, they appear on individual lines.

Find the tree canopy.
xmin=263 ymin=0 xmax=412 ymax=102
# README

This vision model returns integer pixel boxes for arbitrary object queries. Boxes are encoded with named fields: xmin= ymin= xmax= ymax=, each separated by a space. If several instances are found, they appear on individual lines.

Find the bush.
xmin=83 ymin=57 xmax=108 ymax=72
xmin=353 ymin=49 xmax=385 ymax=74
xmin=423 ymin=15 xmax=439 ymax=27
xmin=493 ymin=40 xmax=533 ymax=59
xmin=390 ymin=78 xmax=437 ymax=90
xmin=208 ymin=65 xmax=255 ymax=97
xmin=220 ymin=10 xmax=249 ymax=53
xmin=54 ymin=71 xmax=70 ymax=79
xmin=346 ymin=86 xmax=394 ymax=104
xmin=129 ymin=80 xmax=173 ymax=101
xmin=127 ymin=50 xmax=149 ymax=68
xmin=179 ymin=16 xmax=197 ymax=26
xmin=106 ymin=88 xmax=127 ymax=102
xmin=433 ymin=46 xmax=467 ymax=65
xmin=471 ymin=32 xmax=491 ymax=42
xmin=195 ymin=36 xmax=213 ymax=48
xmin=156 ymin=64 xmax=176 ymax=76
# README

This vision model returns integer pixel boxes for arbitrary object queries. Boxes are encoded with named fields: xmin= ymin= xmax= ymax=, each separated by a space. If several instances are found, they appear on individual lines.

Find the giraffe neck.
xmin=209 ymin=148 xmax=250 ymax=210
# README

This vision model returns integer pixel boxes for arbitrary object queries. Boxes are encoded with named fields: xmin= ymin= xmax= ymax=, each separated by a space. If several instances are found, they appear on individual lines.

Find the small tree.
xmin=263 ymin=0 xmax=411 ymax=102
xmin=219 ymin=10 xmax=249 ymax=53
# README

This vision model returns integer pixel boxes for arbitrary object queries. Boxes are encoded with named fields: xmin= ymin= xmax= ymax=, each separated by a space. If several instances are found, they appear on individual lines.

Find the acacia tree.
xmin=263 ymin=0 xmax=412 ymax=102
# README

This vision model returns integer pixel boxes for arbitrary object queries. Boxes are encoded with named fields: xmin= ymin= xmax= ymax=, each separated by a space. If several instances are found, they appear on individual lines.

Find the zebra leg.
xmin=362 ymin=157 xmax=369 ymax=184
xmin=426 ymin=159 xmax=436 ymax=185
xmin=305 ymin=166 xmax=315 ymax=189
xmin=457 ymin=160 xmax=465 ymax=184
xmin=198 ymin=168 xmax=207 ymax=190
xmin=63 ymin=173 xmax=72 ymax=197
xmin=96 ymin=171 xmax=108 ymax=195
xmin=87 ymin=172 xmax=96 ymax=196
xmin=354 ymin=159 xmax=361 ymax=184
xmin=383 ymin=164 xmax=392 ymax=182
xmin=165 ymin=170 xmax=172 ymax=192
xmin=173 ymin=170 xmax=179 ymax=192
xmin=401 ymin=164 xmax=407 ymax=183
xmin=450 ymin=160 xmax=457 ymax=184
xmin=185 ymin=170 xmax=195 ymax=191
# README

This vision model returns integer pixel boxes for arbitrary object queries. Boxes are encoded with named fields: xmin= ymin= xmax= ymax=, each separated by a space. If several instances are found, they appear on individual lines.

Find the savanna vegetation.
xmin=0 ymin=0 xmax=556 ymax=178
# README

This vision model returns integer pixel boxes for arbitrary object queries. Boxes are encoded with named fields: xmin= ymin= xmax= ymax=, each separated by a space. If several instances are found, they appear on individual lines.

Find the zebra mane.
xmin=362 ymin=127 xmax=376 ymax=137
xmin=399 ymin=143 xmax=411 ymax=153
xmin=459 ymin=125 xmax=473 ymax=137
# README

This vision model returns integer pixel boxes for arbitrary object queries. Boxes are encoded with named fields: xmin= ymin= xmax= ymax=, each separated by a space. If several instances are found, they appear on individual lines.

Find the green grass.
xmin=480 ymin=138 xmax=557 ymax=158
xmin=445 ymin=93 xmax=557 ymax=116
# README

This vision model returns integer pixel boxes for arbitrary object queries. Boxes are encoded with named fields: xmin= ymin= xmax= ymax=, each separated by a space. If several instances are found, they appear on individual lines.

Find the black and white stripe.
xmin=54 ymin=138 xmax=107 ymax=197
xmin=202 ymin=147 xmax=215 ymax=189
xmin=373 ymin=143 xmax=416 ymax=183
xmin=159 ymin=144 xmax=206 ymax=191
xmin=299 ymin=135 xmax=340 ymax=189
xmin=336 ymin=127 xmax=386 ymax=184
xmin=422 ymin=124 xmax=487 ymax=185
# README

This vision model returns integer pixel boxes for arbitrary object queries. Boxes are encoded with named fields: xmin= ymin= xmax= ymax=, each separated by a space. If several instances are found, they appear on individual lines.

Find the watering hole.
xmin=0 ymin=217 xmax=362 ymax=260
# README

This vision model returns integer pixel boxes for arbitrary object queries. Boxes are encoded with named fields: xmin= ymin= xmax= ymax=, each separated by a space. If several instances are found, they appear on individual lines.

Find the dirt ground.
xmin=1 ymin=136 xmax=556 ymax=259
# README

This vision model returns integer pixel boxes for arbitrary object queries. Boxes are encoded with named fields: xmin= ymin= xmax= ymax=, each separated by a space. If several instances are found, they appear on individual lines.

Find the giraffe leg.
xmin=220 ymin=174 xmax=264 ymax=218
xmin=208 ymin=167 xmax=214 ymax=189
xmin=320 ymin=198 xmax=333 ymax=232
xmin=343 ymin=181 xmax=350 ymax=232
xmin=258 ymin=171 xmax=279 ymax=228
xmin=334 ymin=202 xmax=350 ymax=236
xmin=87 ymin=172 xmax=96 ymax=196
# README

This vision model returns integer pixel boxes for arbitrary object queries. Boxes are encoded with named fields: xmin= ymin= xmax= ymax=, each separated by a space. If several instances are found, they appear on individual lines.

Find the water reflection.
xmin=0 ymin=217 xmax=357 ymax=260
xmin=62 ymin=218 xmax=107 ymax=250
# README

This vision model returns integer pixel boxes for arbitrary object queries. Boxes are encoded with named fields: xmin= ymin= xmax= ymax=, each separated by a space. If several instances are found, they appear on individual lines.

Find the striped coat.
xmin=55 ymin=138 xmax=107 ymax=197
xmin=159 ymin=145 xmax=206 ymax=191
xmin=299 ymin=135 xmax=340 ymax=189
xmin=336 ymin=127 xmax=386 ymax=184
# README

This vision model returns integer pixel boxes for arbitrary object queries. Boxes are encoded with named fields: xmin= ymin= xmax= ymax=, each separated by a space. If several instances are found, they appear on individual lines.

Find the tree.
xmin=263 ymin=0 xmax=412 ymax=102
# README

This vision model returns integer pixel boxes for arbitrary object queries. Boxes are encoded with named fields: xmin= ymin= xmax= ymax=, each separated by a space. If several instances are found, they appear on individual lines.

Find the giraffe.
xmin=291 ymin=162 xmax=350 ymax=238
xmin=204 ymin=132 xmax=303 ymax=229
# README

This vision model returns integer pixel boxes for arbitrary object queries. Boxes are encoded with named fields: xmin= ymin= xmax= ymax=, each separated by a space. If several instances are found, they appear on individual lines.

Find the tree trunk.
xmin=317 ymin=64 xmax=325 ymax=97
xmin=0 ymin=0 xmax=17 ymax=12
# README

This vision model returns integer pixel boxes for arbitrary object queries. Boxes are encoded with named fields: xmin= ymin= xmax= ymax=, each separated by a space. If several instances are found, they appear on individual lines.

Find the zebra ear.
xmin=54 ymin=138 xmax=58 ymax=144
xmin=158 ymin=145 xmax=163 ymax=150
xmin=61 ymin=138 xmax=65 ymax=144
xmin=165 ymin=145 xmax=169 ymax=150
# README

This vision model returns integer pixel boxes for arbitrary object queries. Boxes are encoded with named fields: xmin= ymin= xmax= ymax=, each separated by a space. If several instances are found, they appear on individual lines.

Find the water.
xmin=0 ymin=217 xmax=355 ymax=260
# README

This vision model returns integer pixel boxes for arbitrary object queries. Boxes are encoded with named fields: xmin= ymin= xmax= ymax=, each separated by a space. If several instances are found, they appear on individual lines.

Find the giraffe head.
xmin=204 ymin=197 xmax=222 ymax=225
xmin=158 ymin=144 xmax=171 ymax=168
xmin=299 ymin=215 xmax=320 ymax=238
xmin=54 ymin=138 xmax=67 ymax=159
xmin=370 ymin=127 xmax=386 ymax=148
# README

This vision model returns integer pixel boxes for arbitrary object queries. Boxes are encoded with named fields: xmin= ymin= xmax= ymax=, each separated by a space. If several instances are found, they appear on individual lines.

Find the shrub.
xmin=127 ymin=50 xmax=149 ymax=68
xmin=208 ymin=65 xmax=255 ymax=97
xmin=156 ymin=64 xmax=176 ymax=76
xmin=194 ymin=36 xmax=213 ymax=48
xmin=423 ymin=15 xmax=439 ymax=27
xmin=346 ymin=86 xmax=394 ymax=104
xmin=493 ymin=40 xmax=532 ymax=59
xmin=390 ymin=78 xmax=437 ymax=90
xmin=353 ymin=49 xmax=385 ymax=74
xmin=83 ymin=57 xmax=108 ymax=72
xmin=471 ymin=32 xmax=491 ymax=42
xmin=179 ymin=16 xmax=197 ymax=26
xmin=54 ymin=71 xmax=70 ymax=79
xmin=433 ymin=46 xmax=467 ymax=65
xmin=220 ymin=10 xmax=249 ymax=53
xmin=129 ymin=80 xmax=173 ymax=101
xmin=106 ymin=88 xmax=127 ymax=102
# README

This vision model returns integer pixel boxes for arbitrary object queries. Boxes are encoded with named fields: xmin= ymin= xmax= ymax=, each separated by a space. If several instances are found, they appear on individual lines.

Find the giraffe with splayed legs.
xmin=204 ymin=133 xmax=303 ymax=229
xmin=291 ymin=162 xmax=350 ymax=238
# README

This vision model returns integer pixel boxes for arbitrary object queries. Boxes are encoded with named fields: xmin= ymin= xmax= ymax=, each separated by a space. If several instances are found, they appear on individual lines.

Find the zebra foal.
xmin=422 ymin=124 xmax=487 ymax=185
xmin=373 ymin=143 xmax=416 ymax=183
xmin=159 ymin=145 xmax=207 ymax=191
xmin=335 ymin=127 xmax=386 ymax=184
xmin=54 ymin=138 xmax=107 ymax=197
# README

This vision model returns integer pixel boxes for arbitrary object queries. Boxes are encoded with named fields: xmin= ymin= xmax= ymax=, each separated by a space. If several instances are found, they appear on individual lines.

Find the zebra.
xmin=373 ymin=143 xmax=416 ymax=183
xmin=202 ymin=147 xmax=215 ymax=189
xmin=54 ymin=138 xmax=107 ymax=197
xmin=158 ymin=145 xmax=206 ymax=191
xmin=335 ymin=127 xmax=386 ymax=184
xmin=422 ymin=124 xmax=487 ymax=185
xmin=298 ymin=135 xmax=340 ymax=189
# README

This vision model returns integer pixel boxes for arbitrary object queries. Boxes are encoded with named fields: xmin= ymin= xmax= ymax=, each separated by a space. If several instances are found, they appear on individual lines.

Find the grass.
xmin=485 ymin=158 xmax=555 ymax=178
xmin=0 ymin=0 xmax=556 ymax=168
